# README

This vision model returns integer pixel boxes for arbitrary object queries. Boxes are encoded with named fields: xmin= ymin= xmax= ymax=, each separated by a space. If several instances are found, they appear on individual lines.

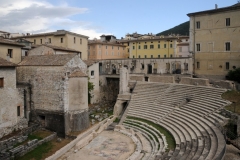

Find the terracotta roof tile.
xmin=0 ymin=38 xmax=25 ymax=47
xmin=0 ymin=57 xmax=17 ymax=67
xmin=68 ymin=70 xmax=87 ymax=77
xmin=83 ymin=60 xmax=98 ymax=67
xmin=18 ymin=54 xmax=77 ymax=66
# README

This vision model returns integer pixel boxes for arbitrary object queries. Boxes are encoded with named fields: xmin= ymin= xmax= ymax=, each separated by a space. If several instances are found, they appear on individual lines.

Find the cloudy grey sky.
xmin=0 ymin=0 xmax=238 ymax=39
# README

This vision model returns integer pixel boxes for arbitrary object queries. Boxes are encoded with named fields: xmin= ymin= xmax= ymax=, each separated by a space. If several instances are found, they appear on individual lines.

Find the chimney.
xmin=215 ymin=4 xmax=218 ymax=9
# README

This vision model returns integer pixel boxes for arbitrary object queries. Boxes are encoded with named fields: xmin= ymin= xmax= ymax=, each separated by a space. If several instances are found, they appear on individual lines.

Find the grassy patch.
xmin=126 ymin=116 xmax=175 ymax=151
xmin=222 ymin=90 xmax=240 ymax=114
xmin=15 ymin=137 xmax=72 ymax=160
xmin=113 ymin=117 xmax=120 ymax=123
xmin=16 ymin=141 xmax=52 ymax=160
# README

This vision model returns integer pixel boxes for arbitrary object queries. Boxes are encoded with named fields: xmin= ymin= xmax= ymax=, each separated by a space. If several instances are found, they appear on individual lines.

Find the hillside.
xmin=156 ymin=21 xmax=189 ymax=36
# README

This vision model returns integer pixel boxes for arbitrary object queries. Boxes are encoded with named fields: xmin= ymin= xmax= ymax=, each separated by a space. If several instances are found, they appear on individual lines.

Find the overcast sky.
xmin=0 ymin=0 xmax=238 ymax=39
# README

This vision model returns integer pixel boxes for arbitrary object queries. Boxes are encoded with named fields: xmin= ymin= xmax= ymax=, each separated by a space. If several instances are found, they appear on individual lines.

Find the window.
xmin=141 ymin=63 xmax=144 ymax=69
xmin=179 ymin=47 xmax=182 ymax=52
xmin=118 ymin=52 xmax=120 ymax=56
xmin=225 ymin=42 xmax=230 ymax=51
xmin=197 ymin=62 xmax=200 ymax=69
xmin=170 ymin=54 xmax=173 ymax=58
xmin=164 ymin=44 xmax=166 ymax=48
xmin=138 ymin=55 xmax=141 ymax=58
xmin=8 ymin=49 xmax=13 ymax=58
xmin=158 ymin=55 xmax=160 ymax=58
xmin=196 ymin=21 xmax=200 ymax=29
xmin=226 ymin=62 xmax=229 ymax=70
xmin=133 ymin=46 xmax=135 ymax=50
xmin=80 ymin=39 xmax=82 ymax=44
xmin=164 ymin=55 xmax=166 ymax=58
xmin=158 ymin=44 xmax=160 ymax=48
xmin=138 ymin=45 xmax=141 ymax=49
xmin=118 ymin=47 xmax=119 ymax=50
xmin=133 ymin=55 xmax=135 ymax=58
xmin=144 ymin=45 xmax=147 ymax=49
xmin=61 ymin=38 xmax=63 ymax=43
xmin=25 ymin=51 xmax=28 ymax=56
xmin=145 ymin=55 xmax=147 ymax=58
xmin=170 ymin=44 xmax=173 ymax=48
xmin=17 ymin=106 xmax=20 ymax=116
xmin=99 ymin=45 xmax=101 ymax=48
xmin=91 ymin=70 xmax=94 ymax=78
xmin=112 ymin=46 xmax=114 ymax=49
xmin=106 ymin=51 xmax=108 ymax=55
xmin=0 ymin=78 xmax=3 ymax=87
xmin=48 ymin=38 xmax=51 ymax=43
xmin=226 ymin=18 xmax=230 ymax=26
xmin=184 ymin=63 xmax=188 ymax=70
xmin=150 ymin=45 xmax=154 ymax=49
xmin=106 ymin=46 xmax=107 ymax=49
xmin=34 ymin=39 xmax=36 ymax=44
xmin=151 ymin=55 xmax=153 ymax=58
xmin=74 ymin=37 xmax=76 ymax=43
xmin=40 ymin=39 xmax=42 ymax=44
xmin=196 ymin=43 xmax=200 ymax=51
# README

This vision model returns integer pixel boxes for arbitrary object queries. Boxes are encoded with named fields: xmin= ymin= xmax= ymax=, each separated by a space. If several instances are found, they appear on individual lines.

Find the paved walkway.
xmin=59 ymin=131 xmax=135 ymax=160
xmin=224 ymin=144 xmax=240 ymax=160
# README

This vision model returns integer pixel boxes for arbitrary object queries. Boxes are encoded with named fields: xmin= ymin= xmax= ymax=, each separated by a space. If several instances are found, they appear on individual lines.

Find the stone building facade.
xmin=188 ymin=3 xmax=240 ymax=80
xmin=0 ymin=58 xmax=27 ymax=138
xmin=13 ymin=30 xmax=89 ymax=60
xmin=17 ymin=54 xmax=89 ymax=137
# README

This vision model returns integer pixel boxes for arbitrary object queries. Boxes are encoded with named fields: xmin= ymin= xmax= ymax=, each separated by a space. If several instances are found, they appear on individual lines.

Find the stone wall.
xmin=148 ymin=75 xmax=174 ymax=83
xmin=180 ymin=77 xmax=210 ymax=86
xmin=130 ymin=75 xmax=144 ymax=81
xmin=99 ymin=58 xmax=193 ymax=75
xmin=212 ymin=80 xmax=236 ymax=90
xmin=119 ymin=67 xmax=129 ymax=94
xmin=65 ymin=110 xmax=89 ymax=135
xmin=0 ymin=67 xmax=26 ymax=138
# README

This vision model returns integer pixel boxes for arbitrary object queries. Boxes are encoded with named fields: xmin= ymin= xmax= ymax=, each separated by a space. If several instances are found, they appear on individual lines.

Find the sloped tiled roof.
xmin=83 ymin=60 xmax=99 ymax=67
xmin=32 ymin=44 xmax=81 ymax=53
xmin=68 ymin=70 xmax=87 ymax=77
xmin=0 ymin=38 xmax=25 ymax=47
xmin=0 ymin=57 xmax=17 ymax=67
xmin=18 ymin=54 xmax=77 ymax=66
xmin=187 ymin=3 xmax=240 ymax=16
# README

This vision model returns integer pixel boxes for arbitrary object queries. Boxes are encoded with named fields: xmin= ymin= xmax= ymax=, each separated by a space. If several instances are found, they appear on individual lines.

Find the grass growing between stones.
xmin=16 ymin=141 xmax=52 ymax=160
xmin=15 ymin=137 xmax=72 ymax=160
xmin=127 ymin=116 xmax=176 ymax=151
xmin=222 ymin=90 xmax=240 ymax=115
xmin=14 ymin=130 xmax=53 ymax=148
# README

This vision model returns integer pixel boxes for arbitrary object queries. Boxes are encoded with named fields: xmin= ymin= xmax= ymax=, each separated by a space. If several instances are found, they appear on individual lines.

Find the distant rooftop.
xmin=187 ymin=3 xmax=240 ymax=16
xmin=13 ymin=30 xmax=89 ymax=39
xmin=83 ymin=60 xmax=99 ymax=67
xmin=32 ymin=44 xmax=81 ymax=53
xmin=0 ymin=57 xmax=17 ymax=67
xmin=18 ymin=54 xmax=77 ymax=66
xmin=0 ymin=38 xmax=25 ymax=47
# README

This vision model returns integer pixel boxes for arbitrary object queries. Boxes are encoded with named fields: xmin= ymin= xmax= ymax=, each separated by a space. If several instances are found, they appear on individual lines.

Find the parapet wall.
xmin=180 ymin=77 xmax=210 ymax=86
xmin=148 ymin=75 xmax=174 ymax=83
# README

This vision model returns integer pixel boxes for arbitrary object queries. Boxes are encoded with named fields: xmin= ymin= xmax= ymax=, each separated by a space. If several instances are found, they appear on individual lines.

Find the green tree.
xmin=226 ymin=67 xmax=240 ymax=83
xmin=88 ymin=78 xmax=94 ymax=104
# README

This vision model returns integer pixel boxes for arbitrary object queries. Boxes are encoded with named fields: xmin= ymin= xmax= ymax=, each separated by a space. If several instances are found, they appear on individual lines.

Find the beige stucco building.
xmin=188 ymin=3 xmax=240 ymax=80
xmin=0 ymin=38 xmax=24 ymax=64
xmin=13 ymin=30 xmax=89 ymax=60
xmin=88 ymin=35 xmax=127 ymax=60
xmin=120 ymin=34 xmax=189 ymax=59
